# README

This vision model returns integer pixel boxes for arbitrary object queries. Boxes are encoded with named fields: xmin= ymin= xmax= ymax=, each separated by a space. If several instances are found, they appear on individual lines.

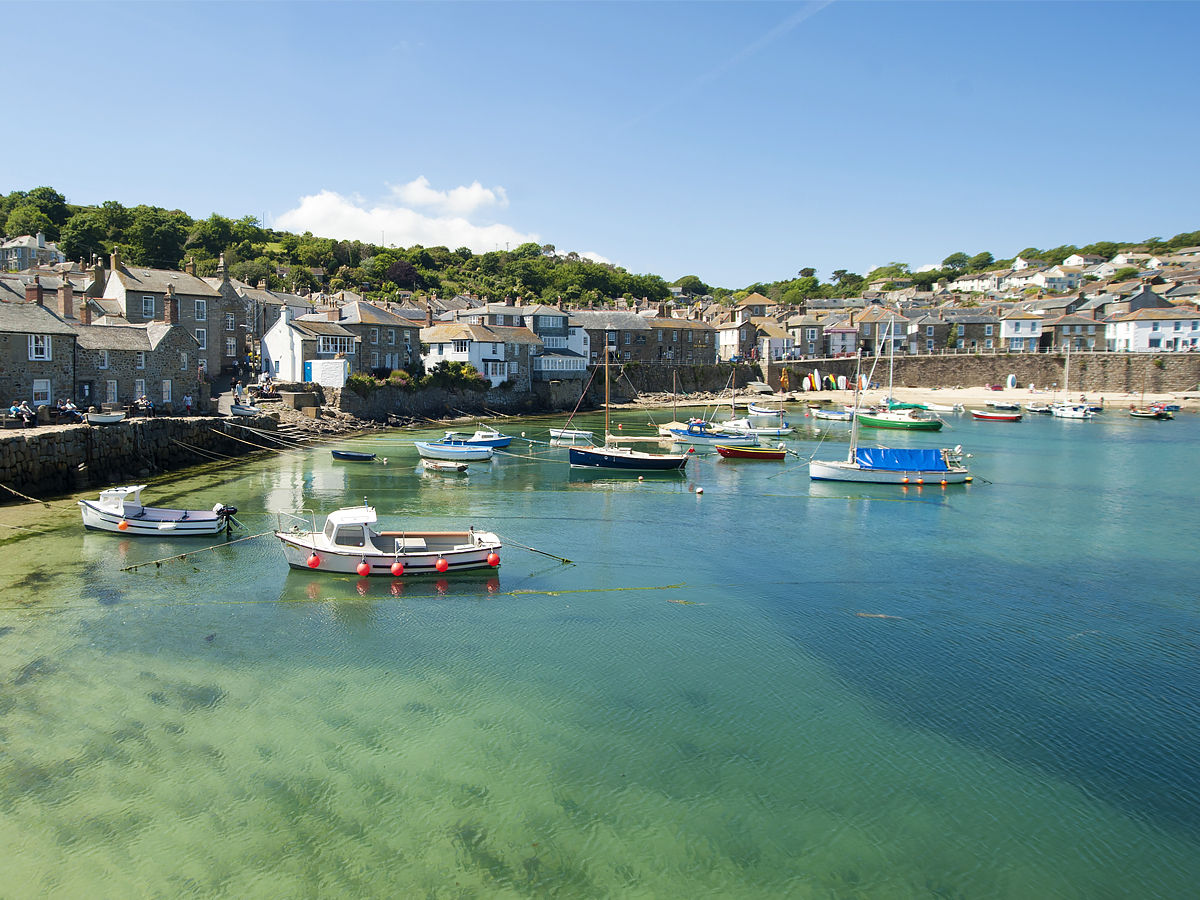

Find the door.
xmin=304 ymin=361 xmax=313 ymax=381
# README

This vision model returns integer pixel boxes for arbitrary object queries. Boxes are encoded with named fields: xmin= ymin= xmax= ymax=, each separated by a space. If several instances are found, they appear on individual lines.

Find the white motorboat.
xmin=230 ymin=403 xmax=260 ymax=416
xmin=275 ymin=504 xmax=501 ymax=576
xmin=720 ymin=416 xmax=794 ymax=437
xmin=549 ymin=427 xmax=594 ymax=443
xmin=1050 ymin=403 xmax=1094 ymax=419
xmin=79 ymin=485 xmax=238 ymax=536
xmin=667 ymin=420 xmax=759 ymax=446
xmin=413 ymin=441 xmax=495 ymax=461
xmin=439 ymin=427 xmax=512 ymax=448
xmin=421 ymin=459 xmax=470 ymax=473
xmin=86 ymin=410 xmax=125 ymax=425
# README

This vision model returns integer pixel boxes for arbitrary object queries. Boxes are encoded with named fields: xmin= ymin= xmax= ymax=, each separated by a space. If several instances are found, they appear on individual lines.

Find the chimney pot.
xmin=59 ymin=275 xmax=74 ymax=319
xmin=79 ymin=300 xmax=92 ymax=325
xmin=25 ymin=276 xmax=44 ymax=306
xmin=110 ymin=248 xmax=122 ymax=271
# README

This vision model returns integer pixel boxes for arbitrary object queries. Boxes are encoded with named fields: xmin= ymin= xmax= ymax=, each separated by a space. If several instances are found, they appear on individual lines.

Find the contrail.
xmin=619 ymin=0 xmax=835 ymax=130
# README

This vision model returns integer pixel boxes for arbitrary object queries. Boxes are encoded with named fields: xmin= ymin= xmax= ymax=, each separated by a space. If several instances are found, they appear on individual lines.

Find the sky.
xmin=6 ymin=1 xmax=1200 ymax=289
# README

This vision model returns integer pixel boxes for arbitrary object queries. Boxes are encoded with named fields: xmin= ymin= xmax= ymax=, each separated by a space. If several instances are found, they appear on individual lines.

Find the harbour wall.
xmin=0 ymin=416 xmax=282 ymax=501
xmin=329 ymin=379 xmax=590 ymax=420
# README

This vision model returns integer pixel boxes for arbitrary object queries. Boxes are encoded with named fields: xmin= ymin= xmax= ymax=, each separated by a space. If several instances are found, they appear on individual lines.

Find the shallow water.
xmin=1 ymin=408 xmax=1198 ymax=897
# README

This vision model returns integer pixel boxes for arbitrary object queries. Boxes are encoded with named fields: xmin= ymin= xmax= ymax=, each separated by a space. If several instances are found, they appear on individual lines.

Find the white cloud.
xmin=389 ymin=176 xmax=507 ymax=216
xmin=578 ymin=250 xmax=613 ymax=265
xmin=275 ymin=186 xmax=538 ymax=253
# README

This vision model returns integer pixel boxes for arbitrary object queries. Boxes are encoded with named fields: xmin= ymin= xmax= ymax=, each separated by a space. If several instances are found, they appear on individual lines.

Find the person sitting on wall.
xmin=134 ymin=394 xmax=154 ymax=416
xmin=17 ymin=400 xmax=36 ymax=427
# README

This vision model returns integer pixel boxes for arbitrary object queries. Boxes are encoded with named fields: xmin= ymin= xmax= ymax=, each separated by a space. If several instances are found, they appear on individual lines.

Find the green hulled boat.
xmin=856 ymin=409 xmax=943 ymax=431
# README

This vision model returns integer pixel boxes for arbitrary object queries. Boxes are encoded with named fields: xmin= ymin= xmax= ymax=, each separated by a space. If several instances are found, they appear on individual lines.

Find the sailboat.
xmin=1129 ymin=359 xmax=1175 ymax=419
xmin=1050 ymin=342 xmax=1094 ymax=419
xmin=655 ymin=369 xmax=690 ymax=436
xmin=568 ymin=352 xmax=689 ymax=471
xmin=854 ymin=316 xmax=944 ymax=431
xmin=809 ymin=353 xmax=970 ymax=484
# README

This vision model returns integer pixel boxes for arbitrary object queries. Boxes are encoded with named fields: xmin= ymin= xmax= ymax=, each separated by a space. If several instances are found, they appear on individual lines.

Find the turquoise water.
xmin=2 ymin=408 xmax=1198 ymax=897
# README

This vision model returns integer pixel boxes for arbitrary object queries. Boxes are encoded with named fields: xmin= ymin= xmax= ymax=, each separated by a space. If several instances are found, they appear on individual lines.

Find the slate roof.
xmin=0 ymin=299 xmax=78 ymax=335
xmin=567 ymin=310 xmax=652 ymax=331
xmin=289 ymin=319 xmax=358 ymax=339
xmin=420 ymin=323 xmax=542 ymax=346
xmin=113 ymin=266 xmax=220 ymax=298
xmin=1108 ymin=306 xmax=1200 ymax=321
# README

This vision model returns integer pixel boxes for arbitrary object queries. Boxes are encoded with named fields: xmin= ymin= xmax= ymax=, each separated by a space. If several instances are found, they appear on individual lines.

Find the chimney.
xmin=78 ymin=300 xmax=93 ymax=325
xmin=89 ymin=258 xmax=106 ymax=296
xmin=505 ymin=295 xmax=514 ymax=307
xmin=426 ymin=306 xmax=434 ymax=327
xmin=59 ymin=275 xmax=74 ymax=319
xmin=110 ymin=247 xmax=122 ymax=271
xmin=184 ymin=257 xmax=196 ymax=276
xmin=164 ymin=284 xmax=179 ymax=325
xmin=326 ymin=307 xmax=339 ymax=321
xmin=25 ymin=276 xmax=44 ymax=306
xmin=257 ymin=278 xmax=268 ymax=291
xmin=217 ymin=252 xmax=228 ymax=282
xmin=36 ymin=231 xmax=45 ymax=249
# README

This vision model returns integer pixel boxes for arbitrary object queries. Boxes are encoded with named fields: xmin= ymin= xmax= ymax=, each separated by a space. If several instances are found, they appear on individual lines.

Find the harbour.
xmin=1 ymin=406 xmax=1198 ymax=897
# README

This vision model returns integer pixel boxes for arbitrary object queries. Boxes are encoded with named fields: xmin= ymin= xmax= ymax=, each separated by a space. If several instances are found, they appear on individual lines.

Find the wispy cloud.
xmin=275 ymin=185 xmax=537 ymax=252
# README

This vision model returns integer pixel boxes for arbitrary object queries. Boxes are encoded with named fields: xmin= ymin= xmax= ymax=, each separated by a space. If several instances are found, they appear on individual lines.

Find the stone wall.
xmin=0 ymin=415 xmax=281 ymax=501
xmin=329 ymin=378 xmax=589 ymax=420
xmin=760 ymin=353 xmax=1200 ymax=394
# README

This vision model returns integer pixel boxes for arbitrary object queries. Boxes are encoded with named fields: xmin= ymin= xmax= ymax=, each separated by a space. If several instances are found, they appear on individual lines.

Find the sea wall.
xmin=758 ymin=353 xmax=1200 ymax=394
xmin=330 ymin=379 xmax=597 ymax=420
xmin=0 ymin=415 xmax=281 ymax=501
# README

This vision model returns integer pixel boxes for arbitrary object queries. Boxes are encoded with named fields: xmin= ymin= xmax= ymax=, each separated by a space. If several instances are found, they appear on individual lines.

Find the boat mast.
xmin=886 ymin=314 xmax=895 ymax=406
xmin=848 ymin=349 xmax=862 ymax=464
xmin=604 ymin=339 xmax=611 ymax=444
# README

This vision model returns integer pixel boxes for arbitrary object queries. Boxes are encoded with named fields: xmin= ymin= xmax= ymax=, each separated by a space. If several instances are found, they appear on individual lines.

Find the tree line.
xmin=3 ymin=186 xmax=1197 ymax=308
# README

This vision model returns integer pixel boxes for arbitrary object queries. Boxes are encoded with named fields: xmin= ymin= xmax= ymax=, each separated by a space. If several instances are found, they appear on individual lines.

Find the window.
xmin=195 ymin=299 xmax=207 ymax=321
xmin=142 ymin=296 xmax=155 ymax=318
xmin=28 ymin=335 xmax=51 ymax=360
xmin=136 ymin=351 xmax=145 ymax=369
xmin=98 ymin=349 xmax=109 ymax=369
xmin=161 ymin=380 xmax=172 ymax=403
xmin=196 ymin=328 xmax=207 ymax=349
xmin=106 ymin=380 xmax=118 ymax=404
xmin=387 ymin=329 xmax=395 ymax=345
xmin=624 ymin=333 xmax=631 ymax=344
xmin=957 ymin=339 xmax=965 ymax=349
xmin=370 ymin=351 xmax=379 ymax=368
xmin=672 ymin=330 xmax=678 ymax=341
xmin=134 ymin=378 xmax=146 ymax=398
xmin=225 ymin=313 xmax=235 ymax=331
xmin=984 ymin=324 xmax=993 ymax=336
xmin=985 ymin=339 xmax=994 ymax=349
xmin=333 ymin=526 xmax=365 ymax=548
xmin=863 ymin=323 xmax=872 ymax=336
xmin=32 ymin=379 xmax=50 ymax=405
xmin=1012 ymin=322 xmax=1020 ymax=332
xmin=226 ymin=338 xmax=236 ymax=358
xmin=1087 ymin=325 xmax=1095 ymax=334
xmin=508 ymin=360 xmax=518 ymax=374
xmin=370 ymin=327 xmax=379 ymax=344
xmin=180 ymin=351 xmax=188 ymax=371
xmin=403 ymin=330 xmax=411 ymax=343
xmin=453 ymin=340 xmax=469 ymax=353
xmin=926 ymin=325 xmax=935 ymax=336
xmin=926 ymin=339 xmax=934 ymax=351
xmin=318 ymin=336 xmax=354 ymax=355
xmin=657 ymin=330 xmax=663 ymax=341
xmin=1151 ymin=323 xmax=1159 ymax=332
xmin=1173 ymin=321 xmax=1181 ymax=331
xmin=807 ymin=328 xmax=818 ymax=341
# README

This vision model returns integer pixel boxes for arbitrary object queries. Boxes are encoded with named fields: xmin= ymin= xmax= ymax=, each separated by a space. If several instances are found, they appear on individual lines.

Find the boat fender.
xmin=356 ymin=560 xmax=370 ymax=577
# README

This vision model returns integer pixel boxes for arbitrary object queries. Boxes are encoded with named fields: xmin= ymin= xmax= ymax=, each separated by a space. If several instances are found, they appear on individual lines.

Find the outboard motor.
xmin=213 ymin=503 xmax=239 ymax=518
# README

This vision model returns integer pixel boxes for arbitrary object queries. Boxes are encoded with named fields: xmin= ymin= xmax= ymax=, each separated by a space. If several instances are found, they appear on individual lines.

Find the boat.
xmin=549 ymin=427 xmax=594 ymax=443
xmin=924 ymin=402 xmax=964 ymax=413
xmin=275 ymin=503 xmax=501 ymax=576
xmin=1128 ymin=405 xmax=1174 ymax=419
xmin=970 ymin=409 xmax=1022 ymax=422
xmin=667 ymin=419 xmax=759 ymax=446
xmin=856 ymin=318 xmax=943 ymax=431
xmin=1050 ymin=344 xmax=1094 ymax=419
xmin=79 ymin=485 xmax=238 ymax=536
xmin=86 ymin=410 xmax=125 ymax=425
xmin=230 ymin=403 xmax=260 ymax=416
xmin=811 ymin=407 xmax=853 ymax=421
xmin=421 ymin=459 xmax=470 ymax=472
xmin=856 ymin=408 xmax=944 ymax=431
xmin=715 ymin=444 xmax=787 ymax=460
xmin=721 ymin=416 xmax=793 ymax=437
xmin=569 ymin=352 xmax=688 ymax=472
xmin=413 ymin=441 xmax=495 ymax=461
xmin=810 ymin=354 xmax=970 ymax=484
xmin=331 ymin=449 xmax=378 ymax=462
xmin=986 ymin=401 xmax=1021 ymax=411
xmin=747 ymin=402 xmax=786 ymax=416
xmin=439 ymin=427 xmax=512 ymax=448
xmin=1025 ymin=402 xmax=1053 ymax=414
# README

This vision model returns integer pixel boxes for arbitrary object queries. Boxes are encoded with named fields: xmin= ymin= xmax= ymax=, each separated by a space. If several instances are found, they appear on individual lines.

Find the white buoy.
xmin=696 ymin=487 xmax=704 ymax=494
xmin=382 ymin=457 xmax=388 ymax=465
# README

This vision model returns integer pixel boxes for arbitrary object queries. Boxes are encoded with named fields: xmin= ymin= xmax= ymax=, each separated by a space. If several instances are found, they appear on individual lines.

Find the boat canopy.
xmin=325 ymin=505 xmax=378 ymax=527
xmin=855 ymin=448 xmax=948 ymax=472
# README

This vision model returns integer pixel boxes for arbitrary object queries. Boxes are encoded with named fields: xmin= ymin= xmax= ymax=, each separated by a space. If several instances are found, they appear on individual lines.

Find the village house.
xmin=1041 ymin=313 xmax=1102 ymax=350
xmin=1 ymin=232 xmax=66 ymax=272
xmin=261 ymin=310 xmax=360 ymax=384
xmin=786 ymin=313 xmax=825 ymax=358
xmin=0 ymin=277 xmax=77 ymax=410
xmin=331 ymin=300 xmax=422 ymax=373
xmin=453 ymin=299 xmax=588 ymax=381
xmin=1105 ymin=307 xmax=1200 ymax=352
xmin=1063 ymin=253 xmax=1107 ymax=267
xmin=643 ymin=315 xmax=717 ymax=365
xmin=419 ymin=320 xmax=542 ymax=389
xmin=569 ymin=310 xmax=657 ymax=363
xmin=905 ymin=313 xmax=953 ymax=354
xmin=1000 ymin=311 xmax=1043 ymax=351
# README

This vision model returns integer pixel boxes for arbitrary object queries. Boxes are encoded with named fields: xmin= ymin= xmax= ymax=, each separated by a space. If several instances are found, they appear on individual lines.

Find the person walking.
xmin=184 ymin=393 xmax=193 ymax=416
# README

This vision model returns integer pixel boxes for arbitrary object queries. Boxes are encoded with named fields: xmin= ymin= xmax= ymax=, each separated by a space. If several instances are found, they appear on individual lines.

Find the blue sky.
xmin=7 ymin=1 xmax=1199 ymax=288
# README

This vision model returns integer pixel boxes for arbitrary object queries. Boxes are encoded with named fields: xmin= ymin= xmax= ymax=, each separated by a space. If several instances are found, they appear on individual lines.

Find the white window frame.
xmin=180 ymin=351 xmax=188 ymax=371
xmin=984 ymin=324 xmax=993 ymax=336
xmin=370 ymin=351 xmax=379 ymax=368
xmin=387 ymin=329 xmax=395 ymax=345
xmin=28 ymin=335 xmax=51 ymax=361
xmin=225 ymin=312 xmax=235 ymax=331
xmin=161 ymin=380 xmax=172 ymax=404
xmin=370 ymin=327 xmax=379 ymax=344
xmin=225 ymin=337 xmax=236 ymax=358
xmin=196 ymin=328 xmax=207 ymax=350
xmin=98 ymin=349 xmax=109 ymax=369
xmin=142 ymin=296 xmax=155 ymax=318
xmin=106 ymin=380 xmax=118 ymax=404
xmin=136 ymin=351 xmax=145 ymax=370
xmin=134 ymin=378 xmax=146 ymax=399
xmin=195 ymin=299 xmax=207 ymax=321
xmin=32 ymin=378 xmax=50 ymax=405
xmin=317 ymin=336 xmax=355 ymax=355
xmin=453 ymin=340 xmax=469 ymax=354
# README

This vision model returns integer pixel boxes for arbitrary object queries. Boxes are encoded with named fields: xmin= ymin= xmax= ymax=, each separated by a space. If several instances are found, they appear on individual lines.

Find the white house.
xmin=420 ymin=322 xmax=542 ymax=388
xmin=1029 ymin=265 xmax=1084 ymax=292
xmin=1000 ymin=311 xmax=1043 ymax=351
xmin=261 ymin=308 xmax=358 ymax=384
xmin=1012 ymin=256 xmax=1048 ymax=271
xmin=1105 ymin=307 xmax=1200 ymax=352
xmin=949 ymin=270 xmax=1007 ymax=293
xmin=1064 ymin=253 xmax=1106 ymax=267
xmin=825 ymin=325 xmax=858 ymax=356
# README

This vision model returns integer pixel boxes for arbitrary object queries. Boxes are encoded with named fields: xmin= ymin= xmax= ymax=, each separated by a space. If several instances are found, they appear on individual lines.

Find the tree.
xmin=797 ymin=267 xmax=817 ymax=279
xmin=967 ymin=251 xmax=994 ymax=271
xmin=1111 ymin=267 xmax=1139 ymax=281
xmin=386 ymin=258 xmax=420 ymax=289
xmin=23 ymin=187 xmax=70 ymax=238
xmin=941 ymin=252 xmax=970 ymax=272
xmin=946 ymin=323 xmax=959 ymax=349
xmin=4 ymin=204 xmax=53 ymax=239
xmin=673 ymin=274 xmax=709 ymax=296
xmin=59 ymin=210 xmax=108 ymax=262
